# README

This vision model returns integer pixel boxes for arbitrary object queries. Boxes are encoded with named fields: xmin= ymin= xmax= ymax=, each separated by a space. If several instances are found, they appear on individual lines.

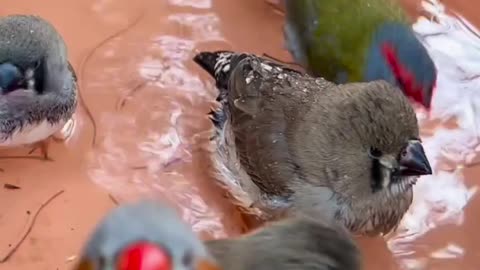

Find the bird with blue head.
xmin=283 ymin=0 xmax=437 ymax=109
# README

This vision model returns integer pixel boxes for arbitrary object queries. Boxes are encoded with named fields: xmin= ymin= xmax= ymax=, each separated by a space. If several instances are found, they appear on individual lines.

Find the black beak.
xmin=398 ymin=140 xmax=432 ymax=176
xmin=421 ymin=86 xmax=433 ymax=110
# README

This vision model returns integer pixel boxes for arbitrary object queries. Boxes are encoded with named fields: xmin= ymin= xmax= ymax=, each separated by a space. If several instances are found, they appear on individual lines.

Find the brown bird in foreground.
xmin=193 ymin=51 xmax=432 ymax=236
xmin=73 ymin=200 xmax=220 ymax=270
xmin=206 ymin=215 xmax=361 ymax=270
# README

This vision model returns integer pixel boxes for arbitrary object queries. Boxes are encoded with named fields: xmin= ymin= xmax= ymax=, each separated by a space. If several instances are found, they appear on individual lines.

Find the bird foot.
xmin=52 ymin=118 xmax=76 ymax=142
xmin=28 ymin=139 xmax=53 ymax=161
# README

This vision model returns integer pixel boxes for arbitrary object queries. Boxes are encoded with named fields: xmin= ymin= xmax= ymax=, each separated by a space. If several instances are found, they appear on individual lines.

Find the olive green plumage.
xmin=285 ymin=0 xmax=408 ymax=82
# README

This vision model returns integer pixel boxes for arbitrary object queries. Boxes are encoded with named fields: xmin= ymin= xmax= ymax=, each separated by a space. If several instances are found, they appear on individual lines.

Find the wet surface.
xmin=0 ymin=0 xmax=479 ymax=269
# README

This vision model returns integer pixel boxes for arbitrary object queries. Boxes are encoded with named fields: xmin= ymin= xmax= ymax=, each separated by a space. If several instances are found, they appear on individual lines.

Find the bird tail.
xmin=193 ymin=50 xmax=235 ymax=77
xmin=193 ymin=50 xmax=251 ymax=91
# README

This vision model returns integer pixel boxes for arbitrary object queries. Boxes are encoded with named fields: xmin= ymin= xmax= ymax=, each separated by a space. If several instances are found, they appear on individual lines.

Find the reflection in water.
xmin=168 ymin=13 xmax=224 ymax=42
xmin=86 ymin=7 xmax=242 ymax=238
xmin=387 ymin=0 xmax=480 ymax=268
xmin=167 ymin=0 xmax=212 ymax=9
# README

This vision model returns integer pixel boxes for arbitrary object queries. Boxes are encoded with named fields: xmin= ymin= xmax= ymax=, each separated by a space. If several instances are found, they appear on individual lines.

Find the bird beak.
xmin=398 ymin=140 xmax=432 ymax=176
xmin=196 ymin=259 xmax=222 ymax=270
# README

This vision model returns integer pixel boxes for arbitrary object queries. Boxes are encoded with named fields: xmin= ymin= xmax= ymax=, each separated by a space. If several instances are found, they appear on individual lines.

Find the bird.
xmin=282 ymin=0 xmax=437 ymax=110
xmin=193 ymin=50 xmax=432 ymax=236
xmin=73 ymin=200 xmax=221 ymax=270
xmin=206 ymin=214 xmax=361 ymax=270
xmin=0 ymin=15 xmax=77 ymax=159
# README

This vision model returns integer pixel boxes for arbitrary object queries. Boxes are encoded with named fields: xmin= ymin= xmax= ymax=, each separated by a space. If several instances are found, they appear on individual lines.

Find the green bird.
xmin=283 ymin=0 xmax=437 ymax=109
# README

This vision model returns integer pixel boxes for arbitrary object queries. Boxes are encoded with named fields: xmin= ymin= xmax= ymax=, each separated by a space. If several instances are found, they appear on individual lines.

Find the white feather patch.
xmin=0 ymin=119 xmax=66 ymax=147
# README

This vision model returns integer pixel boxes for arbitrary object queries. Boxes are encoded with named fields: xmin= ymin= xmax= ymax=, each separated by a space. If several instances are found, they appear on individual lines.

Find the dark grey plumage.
xmin=193 ymin=51 xmax=432 ymax=236
xmin=0 ymin=15 xmax=77 ymax=145
xmin=206 ymin=216 xmax=361 ymax=270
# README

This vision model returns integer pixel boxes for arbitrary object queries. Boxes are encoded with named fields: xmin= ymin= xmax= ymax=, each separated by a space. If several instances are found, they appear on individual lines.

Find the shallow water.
xmin=0 ymin=0 xmax=479 ymax=269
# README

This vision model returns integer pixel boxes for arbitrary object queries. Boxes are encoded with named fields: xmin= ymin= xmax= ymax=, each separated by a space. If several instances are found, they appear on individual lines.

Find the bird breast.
xmin=0 ymin=118 xmax=66 ymax=146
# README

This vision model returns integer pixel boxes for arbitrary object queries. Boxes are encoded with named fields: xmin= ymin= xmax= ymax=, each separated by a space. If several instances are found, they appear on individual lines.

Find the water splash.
xmin=167 ymin=0 xmax=212 ymax=9
xmin=168 ymin=13 xmax=224 ymax=42
xmin=85 ymin=7 xmax=240 ymax=238
xmin=387 ymin=0 xmax=480 ymax=268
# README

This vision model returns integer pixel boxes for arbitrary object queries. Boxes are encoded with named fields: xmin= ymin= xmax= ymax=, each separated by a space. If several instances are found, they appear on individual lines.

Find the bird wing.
xmin=205 ymin=217 xmax=361 ymax=270
xmin=225 ymin=54 xmax=332 ymax=195
xmin=284 ymin=0 xmax=407 ymax=83
xmin=0 ymin=89 xmax=41 ymax=136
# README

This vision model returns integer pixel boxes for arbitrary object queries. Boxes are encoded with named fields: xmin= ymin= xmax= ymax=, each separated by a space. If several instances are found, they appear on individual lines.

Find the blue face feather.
xmin=364 ymin=23 xmax=437 ymax=109
xmin=0 ymin=62 xmax=23 ymax=94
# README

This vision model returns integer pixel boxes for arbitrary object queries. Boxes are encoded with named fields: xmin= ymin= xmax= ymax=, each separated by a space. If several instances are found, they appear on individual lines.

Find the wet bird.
xmin=74 ymin=200 xmax=220 ymax=270
xmin=283 ymin=0 xmax=437 ymax=110
xmin=206 ymin=215 xmax=361 ymax=270
xmin=193 ymin=50 xmax=432 ymax=235
xmin=0 ymin=15 xmax=77 ymax=158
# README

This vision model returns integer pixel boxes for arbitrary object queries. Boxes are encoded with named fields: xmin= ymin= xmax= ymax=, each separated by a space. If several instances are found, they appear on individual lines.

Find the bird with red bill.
xmin=73 ymin=200 xmax=220 ymax=270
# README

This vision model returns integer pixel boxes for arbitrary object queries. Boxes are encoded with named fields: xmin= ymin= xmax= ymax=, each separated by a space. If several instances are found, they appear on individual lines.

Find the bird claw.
xmin=28 ymin=140 xmax=54 ymax=161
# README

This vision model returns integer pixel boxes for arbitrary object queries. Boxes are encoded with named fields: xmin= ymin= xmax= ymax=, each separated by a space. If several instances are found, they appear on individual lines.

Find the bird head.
xmin=0 ymin=15 xmax=71 ymax=95
xmin=364 ymin=22 xmax=437 ymax=110
xmin=312 ymin=81 xmax=432 ymax=201
xmin=0 ymin=62 xmax=23 ymax=94
xmin=73 ymin=200 xmax=220 ymax=270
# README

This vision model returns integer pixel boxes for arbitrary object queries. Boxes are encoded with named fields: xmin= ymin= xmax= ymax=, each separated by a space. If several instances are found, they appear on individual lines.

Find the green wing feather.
xmin=285 ymin=0 xmax=408 ymax=83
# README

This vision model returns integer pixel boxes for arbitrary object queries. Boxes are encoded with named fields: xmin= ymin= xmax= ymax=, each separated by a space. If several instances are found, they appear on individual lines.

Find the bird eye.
xmin=400 ymin=147 xmax=408 ymax=159
xmin=369 ymin=148 xmax=382 ymax=159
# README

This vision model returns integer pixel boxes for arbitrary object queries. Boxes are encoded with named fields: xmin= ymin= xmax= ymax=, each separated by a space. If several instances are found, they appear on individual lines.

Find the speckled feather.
xmin=206 ymin=216 xmax=361 ymax=270
xmin=194 ymin=50 xmax=421 ymax=235
xmin=0 ymin=15 xmax=77 ymax=144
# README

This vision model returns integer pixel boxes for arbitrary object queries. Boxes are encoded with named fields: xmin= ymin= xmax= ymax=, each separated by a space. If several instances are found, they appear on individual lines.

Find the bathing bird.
xmin=74 ymin=200 xmax=220 ymax=270
xmin=193 ymin=50 xmax=432 ymax=236
xmin=0 ymin=15 xmax=77 ymax=159
xmin=283 ymin=0 xmax=437 ymax=110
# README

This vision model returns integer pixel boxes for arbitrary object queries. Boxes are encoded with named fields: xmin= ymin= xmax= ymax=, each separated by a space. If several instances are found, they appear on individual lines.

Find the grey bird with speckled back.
xmin=73 ymin=200 xmax=221 ymax=270
xmin=193 ymin=50 xmax=432 ymax=236
xmin=0 ymin=15 xmax=77 ymax=158
xmin=206 ymin=214 xmax=360 ymax=270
